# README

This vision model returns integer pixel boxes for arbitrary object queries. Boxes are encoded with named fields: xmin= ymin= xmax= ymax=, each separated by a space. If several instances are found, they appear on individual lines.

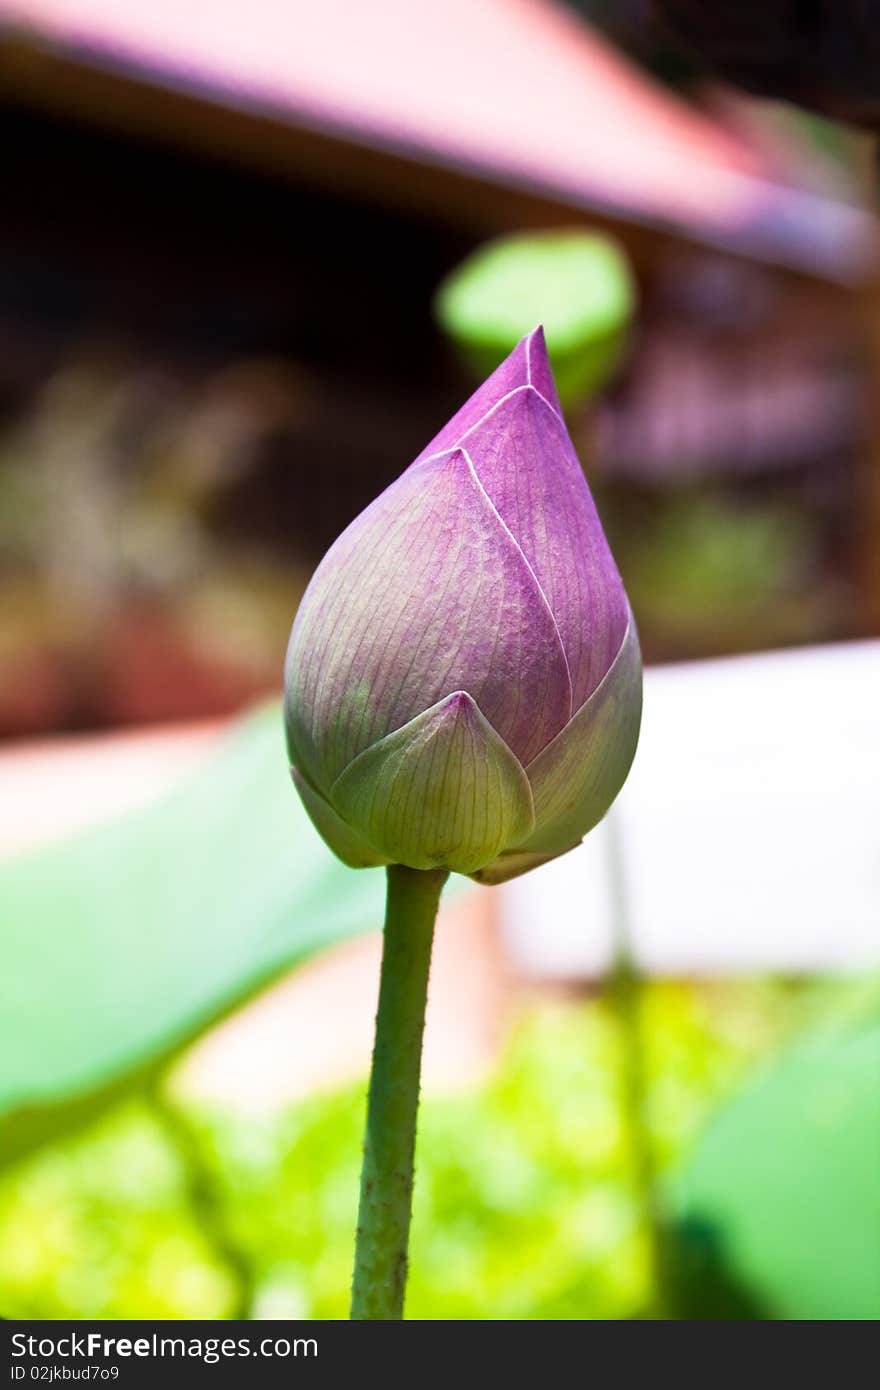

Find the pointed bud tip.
xmin=446 ymin=690 xmax=475 ymax=717
xmin=511 ymin=324 xmax=549 ymax=376
xmin=522 ymin=324 xmax=562 ymax=414
xmin=435 ymin=689 xmax=485 ymax=735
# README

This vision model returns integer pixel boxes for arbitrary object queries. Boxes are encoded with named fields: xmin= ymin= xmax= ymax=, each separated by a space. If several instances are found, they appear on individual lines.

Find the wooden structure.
xmin=0 ymin=0 xmax=875 ymax=275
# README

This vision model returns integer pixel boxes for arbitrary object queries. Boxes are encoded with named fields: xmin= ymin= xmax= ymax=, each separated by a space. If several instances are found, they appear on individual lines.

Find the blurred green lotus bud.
xmin=284 ymin=328 xmax=641 ymax=883
xmin=434 ymin=230 xmax=635 ymax=407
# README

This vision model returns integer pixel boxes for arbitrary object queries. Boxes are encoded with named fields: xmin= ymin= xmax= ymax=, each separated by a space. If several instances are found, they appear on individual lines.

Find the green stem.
xmin=605 ymin=812 xmax=667 ymax=1318
xmin=147 ymin=1084 xmax=257 ymax=1320
xmin=350 ymin=864 xmax=448 ymax=1320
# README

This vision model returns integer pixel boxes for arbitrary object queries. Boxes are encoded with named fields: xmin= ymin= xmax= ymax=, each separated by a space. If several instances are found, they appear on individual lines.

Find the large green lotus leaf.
xmin=0 ymin=704 xmax=387 ymax=1168
xmin=668 ymin=1015 xmax=880 ymax=1320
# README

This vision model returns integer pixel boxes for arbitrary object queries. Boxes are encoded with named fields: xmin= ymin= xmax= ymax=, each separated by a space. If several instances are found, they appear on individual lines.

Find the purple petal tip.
xmin=522 ymin=325 xmax=562 ymax=414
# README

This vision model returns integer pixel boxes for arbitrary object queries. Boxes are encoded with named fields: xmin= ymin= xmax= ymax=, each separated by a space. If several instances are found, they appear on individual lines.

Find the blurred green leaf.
xmin=670 ymin=1014 xmax=880 ymax=1320
xmin=0 ymin=705 xmax=386 ymax=1168
xmin=434 ymin=230 xmax=635 ymax=406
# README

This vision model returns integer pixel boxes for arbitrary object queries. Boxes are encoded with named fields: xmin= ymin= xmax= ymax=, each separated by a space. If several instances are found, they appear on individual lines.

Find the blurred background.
xmin=0 ymin=0 xmax=878 ymax=1320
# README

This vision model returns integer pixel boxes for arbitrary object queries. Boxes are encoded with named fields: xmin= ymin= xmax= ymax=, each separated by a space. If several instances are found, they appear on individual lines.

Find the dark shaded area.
xmin=649 ymin=1 xmax=880 ymax=129
xmin=0 ymin=101 xmax=475 ymax=554
xmin=662 ymin=1216 xmax=770 ymax=1320
xmin=569 ymin=2 xmax=880 ymax=133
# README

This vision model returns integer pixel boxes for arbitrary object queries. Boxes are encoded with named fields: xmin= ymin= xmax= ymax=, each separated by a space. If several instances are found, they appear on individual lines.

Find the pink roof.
xmin=2 ymin=0 xmax=876 ymax=278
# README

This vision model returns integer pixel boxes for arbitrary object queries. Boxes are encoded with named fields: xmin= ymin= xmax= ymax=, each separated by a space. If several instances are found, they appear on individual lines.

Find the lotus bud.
xmin=284 ymin=328 xmax=641 ymax=884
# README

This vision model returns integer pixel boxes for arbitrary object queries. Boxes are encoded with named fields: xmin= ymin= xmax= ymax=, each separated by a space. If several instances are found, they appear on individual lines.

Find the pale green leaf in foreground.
xmin=0 ymin=704 xmax=387 ymax=1168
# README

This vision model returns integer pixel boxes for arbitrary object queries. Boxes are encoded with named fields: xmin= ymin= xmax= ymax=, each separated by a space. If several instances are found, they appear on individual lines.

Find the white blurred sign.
xmin=502 ymin=641 xmax=880 ymax=975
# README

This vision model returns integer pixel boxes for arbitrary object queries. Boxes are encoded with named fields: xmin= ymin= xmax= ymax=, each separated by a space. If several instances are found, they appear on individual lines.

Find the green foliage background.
xmin=0 ymin=983 xmax=805 ymax=1321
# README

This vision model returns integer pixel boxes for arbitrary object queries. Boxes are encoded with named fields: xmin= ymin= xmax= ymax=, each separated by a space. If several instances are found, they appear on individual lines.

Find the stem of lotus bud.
xmin=605 ymin=810 xmax=666 ymax=1317
xmin=350 ymin=864 xmax=448 ymax=1320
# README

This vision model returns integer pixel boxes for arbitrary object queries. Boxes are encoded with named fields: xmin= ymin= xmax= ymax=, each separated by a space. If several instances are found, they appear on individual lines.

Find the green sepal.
xmin=332 ymin=692 xmax=534 ymax=874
